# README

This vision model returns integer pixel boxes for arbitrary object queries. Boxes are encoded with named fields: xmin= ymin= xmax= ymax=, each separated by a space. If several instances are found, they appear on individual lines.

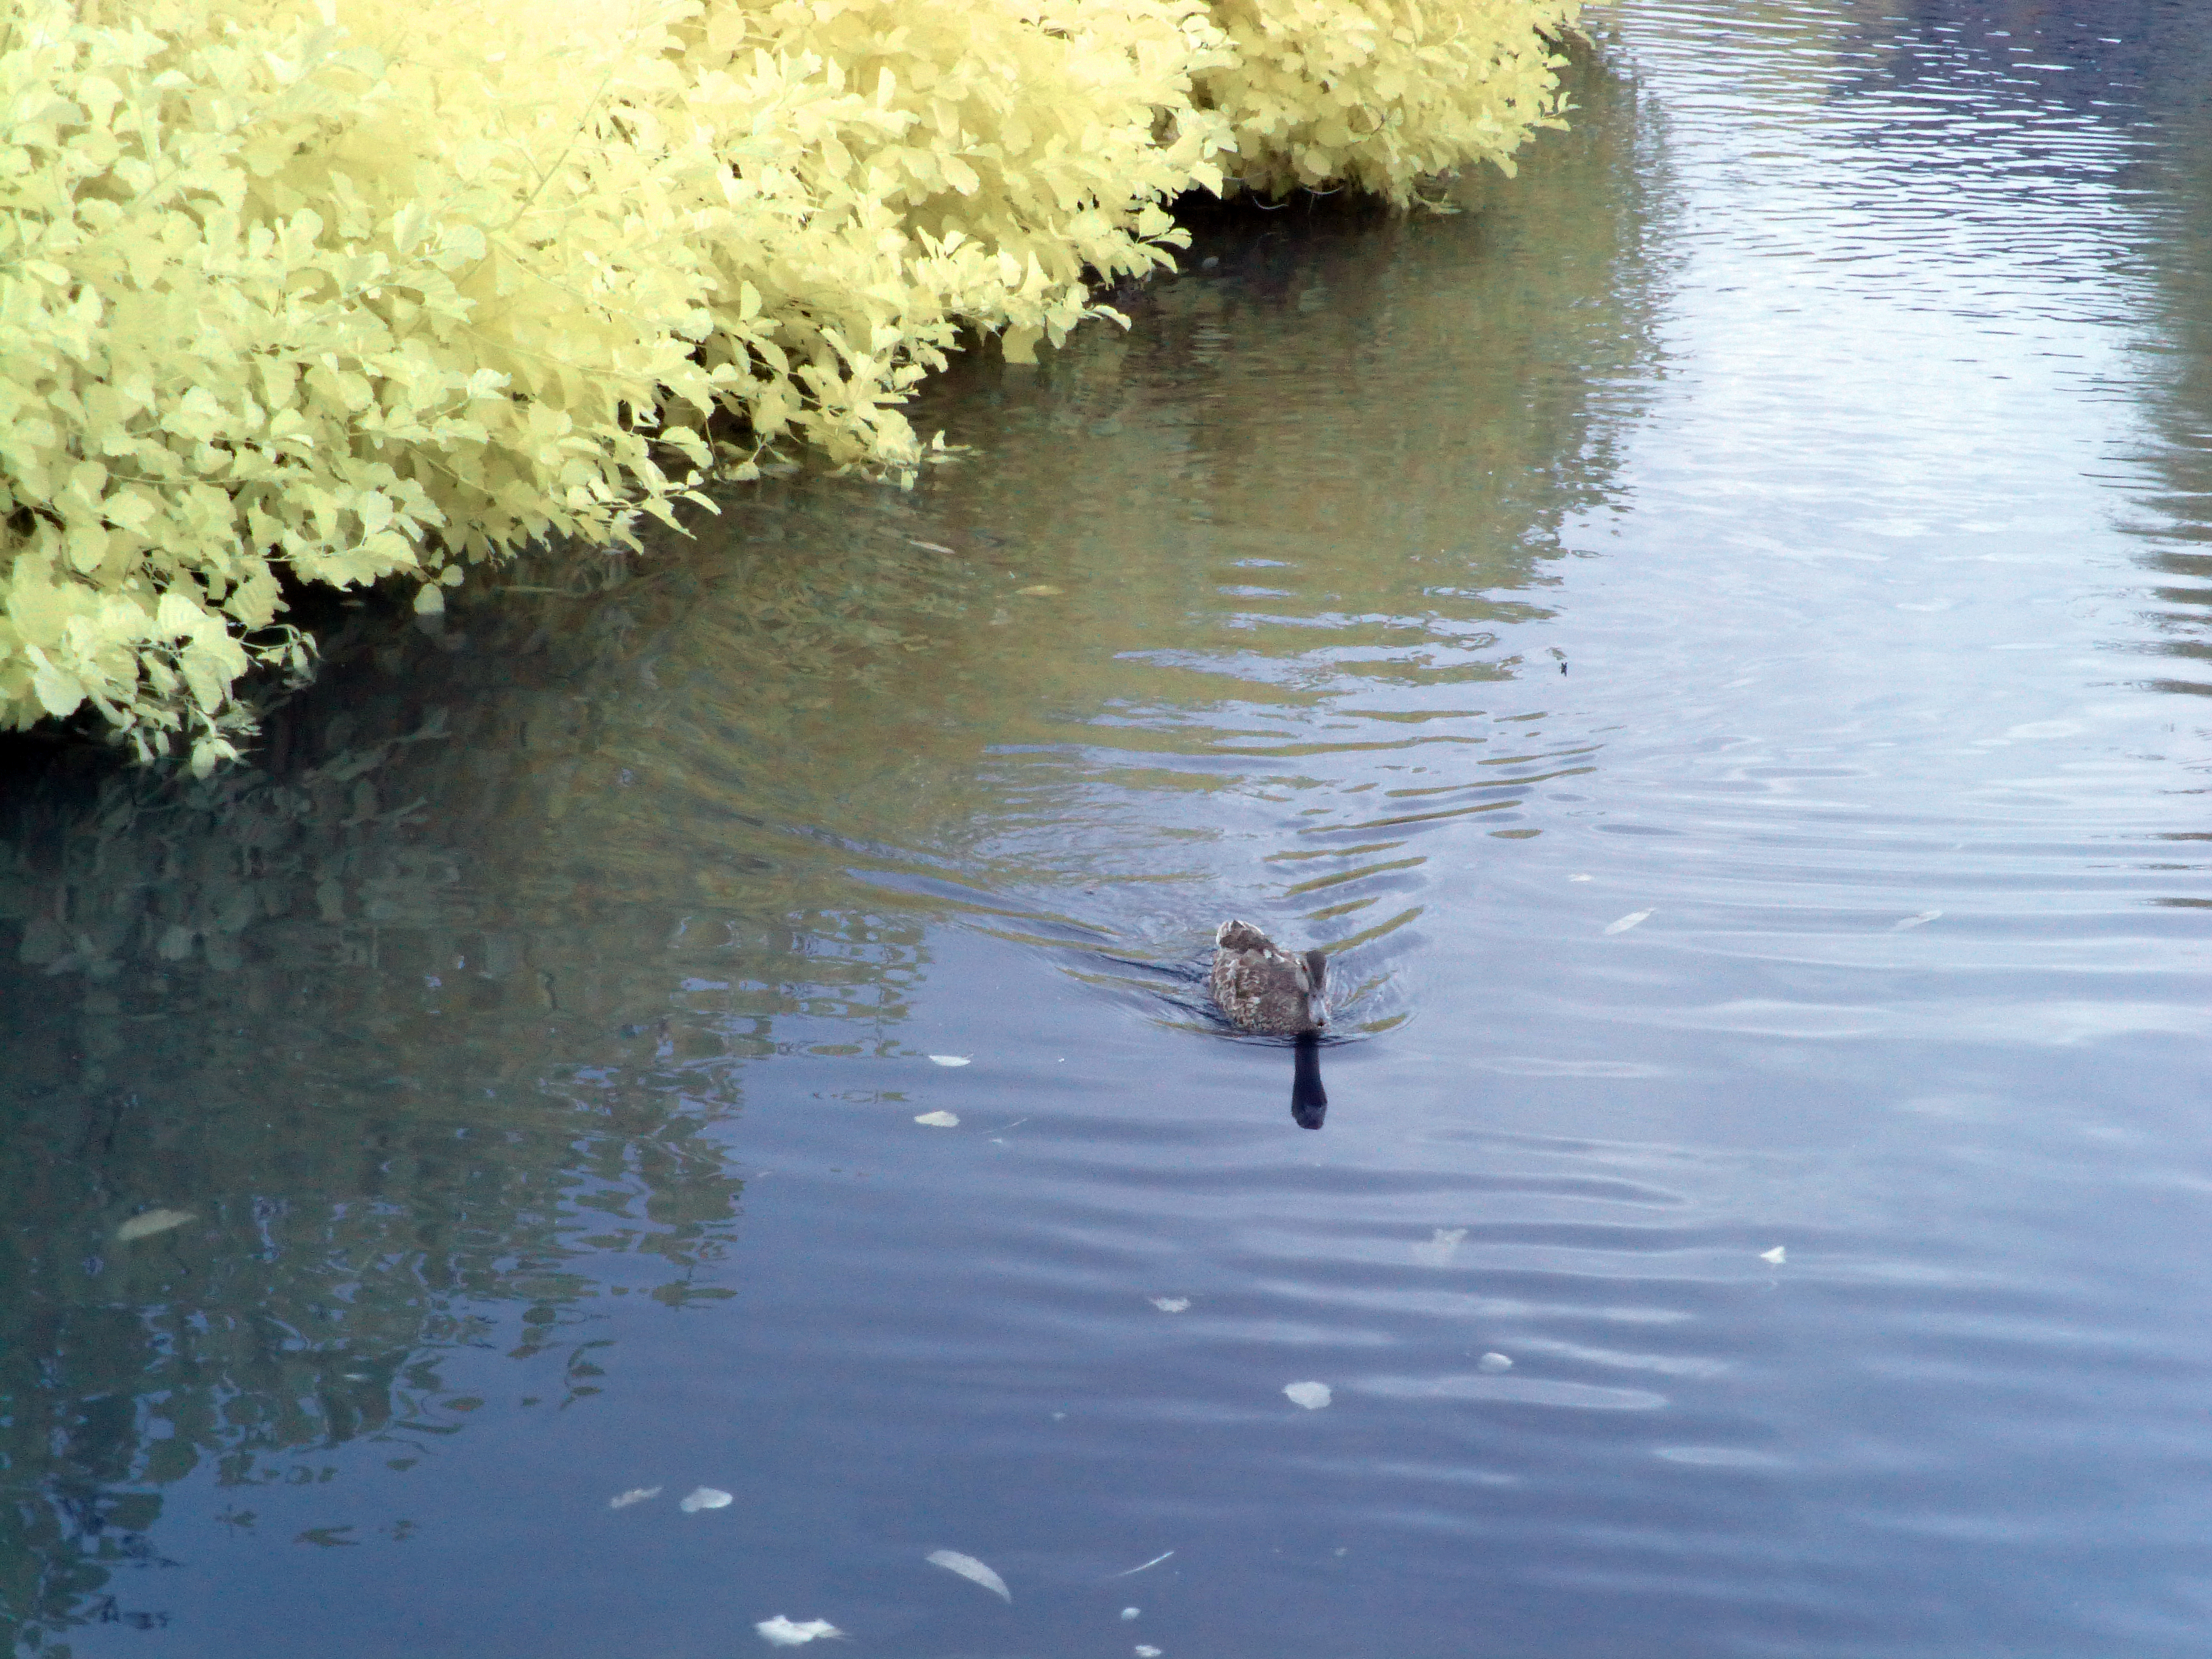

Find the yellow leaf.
xmin=31 ymin=659 xmax=85 ymax=718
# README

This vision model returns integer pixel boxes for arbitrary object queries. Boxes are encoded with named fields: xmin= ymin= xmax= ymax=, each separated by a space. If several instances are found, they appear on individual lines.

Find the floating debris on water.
xmin=928 ymin=1054 xmax=972 ymax=1067
xmin=678 ymin=1486 xmax=732 ymax=1513
xmin=1122 ymin=1607 xmax=1141 ymax=1620
xmin=607 ymin=1486 xmax=661 ymax=1509
xmin=1016 ymin=584 xmax=1063 ymax=595
xmin=1761 ymin=1245 xmax=1788 ymax=1265
xmin=1478 ymin=1352 xmax=1514 ymax=1372
xmin=115 ymin=1208 xmax=195 ymax=1243
xmin=756 ymin=1615 xmax=844 ymax=1646
xmin=927 ymin=1548 xmax=1011 ymax=1602
xmin=1136 ymin=1646 xmax=1163 ymax=1657
xmin=1149 ymin=1296 xmax=1190 ymax=1313
xmin=1411 ymin=1227 xmax=1466 ymax=1266
xmin=914 ymin=1111 xmax=960 ymax=1128
xmin=1891 ymin=910 xmax=1942 ymax=931
xmin=1107 ymin=1550 xmax=1174 ymax=1579
xmin=1283 ymin=1381 xmax=1332 ymax=1410
xmin=1603 ymin=909 xmax=1652 ymax=935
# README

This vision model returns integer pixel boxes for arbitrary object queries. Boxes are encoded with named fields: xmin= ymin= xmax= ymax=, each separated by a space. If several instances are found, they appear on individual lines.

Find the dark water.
xmin=7 ymin=3 xmax=2212 ymax=1654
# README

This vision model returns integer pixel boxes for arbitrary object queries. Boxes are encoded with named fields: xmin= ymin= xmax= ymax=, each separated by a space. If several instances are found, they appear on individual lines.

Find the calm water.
xmin=7 ymin=3 xmax=2212 ymax=1654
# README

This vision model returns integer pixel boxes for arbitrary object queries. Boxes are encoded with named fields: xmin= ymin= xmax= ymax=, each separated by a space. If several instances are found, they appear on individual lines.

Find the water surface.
xmin=6 ymin=4 xmax=2212 ymax=1655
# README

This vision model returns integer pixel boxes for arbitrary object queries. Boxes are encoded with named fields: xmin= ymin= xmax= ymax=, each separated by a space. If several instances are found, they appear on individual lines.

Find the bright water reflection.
xmin=5 ymin=5 xmax=2212 ymax=1655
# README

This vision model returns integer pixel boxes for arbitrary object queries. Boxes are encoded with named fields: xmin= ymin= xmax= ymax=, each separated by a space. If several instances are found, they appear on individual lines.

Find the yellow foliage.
xmin=672 ymin=0 xmax=1237 ymax=465
xmin=1 ymin=0 xmax=1573 ymax=768
xmin=1198 ymin=0 xmax=1578 ymax=201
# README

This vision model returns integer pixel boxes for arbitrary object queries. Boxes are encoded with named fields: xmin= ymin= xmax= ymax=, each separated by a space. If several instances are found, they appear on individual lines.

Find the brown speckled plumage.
xmin=1209 ymin=920 xmax=1327 ymax=1035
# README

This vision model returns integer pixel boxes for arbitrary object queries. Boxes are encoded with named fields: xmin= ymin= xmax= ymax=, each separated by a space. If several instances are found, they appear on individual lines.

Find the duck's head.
xmin=1297 ymin=947 xmax=1328 ymax=1029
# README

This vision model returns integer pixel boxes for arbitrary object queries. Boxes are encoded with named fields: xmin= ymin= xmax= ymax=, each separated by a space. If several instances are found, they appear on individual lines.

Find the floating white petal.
xmin=1283 ymin=1380 xmax=1332 ymax=1410
xmin=1149 ymin=1296 xmax=1190 ymax=1313
xmin=1760 ymin=1246 xmax=1787 ymax=1265
xmin=756 ymin=1615 xmax=844 ymax=1647
xmin=1411 ymin=1227 xmax=1466 ymax=1266
xmin=678 ymin=1486 xmax=732 ymax=1513
xmin=1603 ymin=910 xmax=1652 ymax=935
xmin=1136 ymin=1646 xmax=1163 ymax=1656
xmin=1478 ymin=1352 xmax=1514 ymax=1372
xmin=928 ymin=1054 xmax=972 ymax=1067
xmin=115 ymin=1208 xmax=195 ymax=1243
xmin=927 ymin=1548 xmax=1012 ymax=1602
xmin=913 ymin=1110 xmax=960 ymax=1128
xmin=1121 ymin=1607 xmax=1141 ymax=1620
xmin=1891 ymin=910 xmax=1942 ymax=931
xmin=607 ymin=1486 xmax=661 ymax=1509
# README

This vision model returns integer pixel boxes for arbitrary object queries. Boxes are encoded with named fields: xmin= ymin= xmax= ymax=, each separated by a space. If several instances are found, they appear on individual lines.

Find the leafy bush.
xmin=1199 ymin=0 xmax=1579 ymax=201
xmin=671 ymin=0 xmax=1238 ymax=465
xmin=1 ymin=0 xmax=1571 ymax=771
xmin=1 ymin=0 xmax=733 ymax=771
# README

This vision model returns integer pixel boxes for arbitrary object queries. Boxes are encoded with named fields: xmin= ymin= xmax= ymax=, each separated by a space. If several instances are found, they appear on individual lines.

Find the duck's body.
xmin=1209 ymin=920 xmax=1328 ymax=1036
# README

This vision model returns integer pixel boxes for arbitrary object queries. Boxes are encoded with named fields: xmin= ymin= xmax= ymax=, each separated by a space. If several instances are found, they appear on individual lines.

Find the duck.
xmin=1210 ymin=919 xmax=1328 ymax=1034
xmin=1209 ymin=920 xmax=1332 ymax=1129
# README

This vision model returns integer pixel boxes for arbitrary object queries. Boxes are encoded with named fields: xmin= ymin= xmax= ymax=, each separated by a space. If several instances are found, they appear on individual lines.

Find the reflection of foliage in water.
xmin=1722 ymin=2 xmax=2212 ymax=704
xmin=2117 ymin=13 xmax=2212 ymax=701
xmin=1841 ymin=6 xmax=2212 ymax=703
xmin=0 ymin=47 xmax=1659 ymax=1649
xmin=0 ymin=914 xmax=758 ymax=1644
xmin=0 ymin=590 xmax=928 ymax=1644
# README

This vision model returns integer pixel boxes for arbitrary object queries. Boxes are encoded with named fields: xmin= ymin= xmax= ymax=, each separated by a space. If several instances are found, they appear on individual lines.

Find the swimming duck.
xmin=1209 ymin=920 xmax=1331 ymax=1129
xmin=1210 ymin=920 xmax=1328 ymax=1035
